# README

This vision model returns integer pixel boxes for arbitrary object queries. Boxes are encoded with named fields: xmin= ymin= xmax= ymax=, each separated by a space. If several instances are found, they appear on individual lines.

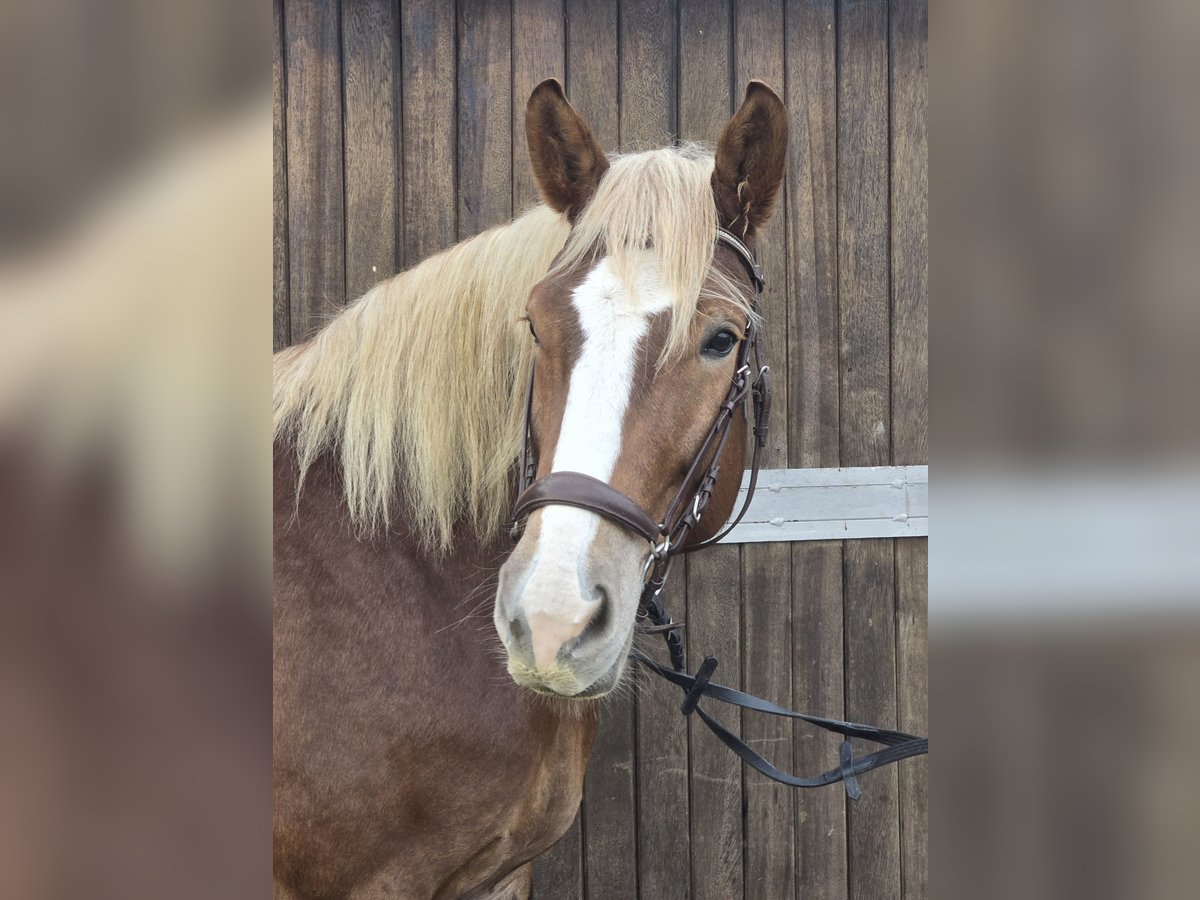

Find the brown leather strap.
xmin=512 ymin=471 xmax=662 ymax=543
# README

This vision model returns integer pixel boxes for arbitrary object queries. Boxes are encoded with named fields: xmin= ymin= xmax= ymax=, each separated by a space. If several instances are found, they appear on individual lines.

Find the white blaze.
xmin=521 ymin=252 xmax=672 ymax=650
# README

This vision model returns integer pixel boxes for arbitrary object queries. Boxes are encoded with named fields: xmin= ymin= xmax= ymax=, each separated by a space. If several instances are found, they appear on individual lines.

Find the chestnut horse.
xmin=273 ymin=80 xmax=787 ymax=898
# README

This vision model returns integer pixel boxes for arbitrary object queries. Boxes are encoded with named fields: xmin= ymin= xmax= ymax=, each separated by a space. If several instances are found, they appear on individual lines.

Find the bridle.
xmin=510 ymin=228 xmax=927 ymax=799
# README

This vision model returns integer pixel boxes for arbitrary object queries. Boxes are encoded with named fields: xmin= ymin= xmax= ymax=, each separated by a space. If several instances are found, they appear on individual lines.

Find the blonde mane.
xmin=273 ymin=145 xmax=752 ymax=551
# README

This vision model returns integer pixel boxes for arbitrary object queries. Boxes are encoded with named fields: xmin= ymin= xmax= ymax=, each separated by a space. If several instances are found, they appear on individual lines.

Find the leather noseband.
xmin=510 ymin=227 xmax=770 ymax=579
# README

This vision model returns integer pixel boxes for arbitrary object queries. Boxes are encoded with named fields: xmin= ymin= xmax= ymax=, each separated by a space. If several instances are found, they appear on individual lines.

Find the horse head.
xmin=495 ymin=79 xmax=787 ymax=698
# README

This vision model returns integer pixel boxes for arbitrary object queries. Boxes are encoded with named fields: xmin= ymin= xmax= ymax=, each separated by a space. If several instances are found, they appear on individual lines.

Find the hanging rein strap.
xmin=632 ymin=651 xmax=929 ymax=799
xmin=510 ymin=226 xmax=928 ymax=799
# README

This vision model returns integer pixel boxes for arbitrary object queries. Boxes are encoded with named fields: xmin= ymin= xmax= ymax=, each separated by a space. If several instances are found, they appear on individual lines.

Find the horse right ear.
xmin=525 ymin=79 xmax=609 ymax=218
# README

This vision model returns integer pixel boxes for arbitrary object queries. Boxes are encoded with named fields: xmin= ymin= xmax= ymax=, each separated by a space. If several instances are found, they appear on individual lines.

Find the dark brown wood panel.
xmin=784 ymin=2 xmax=849 ymax=896
xmin=274 ymin=3 xmax=928 ymax=896
xmin=342 ymin=0 xmax=398 ymax=297
xmin=890 ymin=1 xmax=929 ymax=897
xmin=284 ymin=0 xmax=344 ymax=341
xmin=687 ymin=546 xmax=744 ymax=900
xmin=458 ymin=0 xmax=513 ymax=237
xmin=400 ymin=0 xmax=457 ymax=263
xmin=273 ymin=0 xmax=289 ymax=351
xmin=733 ymin=2 xmax=796 ymax=898
xmin=838 ymin=1 xmax=902 ymax=897
xmin=564 ymin=0 xmax=619 ymax=152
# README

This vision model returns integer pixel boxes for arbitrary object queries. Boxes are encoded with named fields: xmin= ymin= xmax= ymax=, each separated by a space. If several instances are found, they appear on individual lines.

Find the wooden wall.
xmin=273 ymin=1 xmax=927 ymax=896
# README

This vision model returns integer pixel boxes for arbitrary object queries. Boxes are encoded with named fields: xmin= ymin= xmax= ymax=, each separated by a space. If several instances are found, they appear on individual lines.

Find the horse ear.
xmin=525 ymin=79 xmax=609 ymax=218
xmin=712 ymin=81 xmax=788 ymax=236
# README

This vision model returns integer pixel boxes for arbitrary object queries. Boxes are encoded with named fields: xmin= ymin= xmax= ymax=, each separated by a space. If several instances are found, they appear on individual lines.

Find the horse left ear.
xmin=712 ymin=81 xmax=788 ymax=236
xmin=525 ymin=79 xmax=609 ymax=219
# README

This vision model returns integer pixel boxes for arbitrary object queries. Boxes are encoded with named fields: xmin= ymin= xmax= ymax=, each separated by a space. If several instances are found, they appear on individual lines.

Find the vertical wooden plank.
xmin=677 ymin=8 xmax=740 ymax=899
xmin=564 ymin=0 xmax=618 ymax=152
xmin=786 ymin=0 xmax=841 ymax=471
xmin=342 ymin=0 xmax=398 ymax=298
xmin=455 ymin=12 xmax=525 ymax=874
xmin=894 ymin=538 xmax=927 ymax=899
xmin=841 ymin=538 xmax=900 ymax=899
xmin=285 ymin=0 xmax=344 ymax=341
xmin=617 ymin=5 xmax=685 ymax=898
xmin=458 ymin=0 xmax=513 ymax=238
xmin=633 ymin=574 xmax=690 ymax=900
xmin=532 ymin=809 xmax=584 ymax=900
xmin=618 ymin=0 xmax=676 ymax=148
xmin=510 ymin=8 xmax=574 ymax=896
xmin=838 ymin=2 xmax=900 ymax=897
xmin=401 ymin=0 xmax=457 ymax=263
xmin=678 ymin=0 xmax=730 ymax=143
xmin=564 ymin=5 xmax=623 ymax=898
xmin=686 ymin=547 xmax=744 ymax=900
xmin=732 ymin=3 xmax=795 ymax=898
xmin=582 ymin=694 xmax=638 ymax=899
xmin=889 ymin=0 xmax=927 ymax=469
xmin=890 ymin=2 xmax=928 ymax=898
xmin=791 ymin=539 xmax=848 ymax=897
xmin=512 ymin=0 xmax=565 ymax=212
xmin=784 ymin=1 xmax=847 ymax=897
xmin=273 ymin=0 xmax=290 ymax=350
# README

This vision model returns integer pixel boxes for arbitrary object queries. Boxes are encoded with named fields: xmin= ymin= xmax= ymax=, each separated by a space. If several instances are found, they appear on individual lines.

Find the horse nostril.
xmin=508 ymin=615 xmax=525 ymax=641
xmin=571 ymin=586 xmax=610 ymax=651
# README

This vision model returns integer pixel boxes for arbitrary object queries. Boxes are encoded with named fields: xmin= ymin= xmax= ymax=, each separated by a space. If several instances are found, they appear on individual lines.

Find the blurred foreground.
xmin=0 ymin=2 xmax=269 ymax=897
xmin=934 ymin=0 xmax=1200 ymax=898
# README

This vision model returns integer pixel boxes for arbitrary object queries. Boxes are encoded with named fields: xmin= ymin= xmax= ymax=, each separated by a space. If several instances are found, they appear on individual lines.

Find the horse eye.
xmin=702 ymin=329 xmax=738 ymax=357
xmin=526 ymin=318 xmax=539 ymax=345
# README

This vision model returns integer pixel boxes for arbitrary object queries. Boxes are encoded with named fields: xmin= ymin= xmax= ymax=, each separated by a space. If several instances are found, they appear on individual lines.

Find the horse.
xmin=273 ymin=79 xmax=787 ymax=899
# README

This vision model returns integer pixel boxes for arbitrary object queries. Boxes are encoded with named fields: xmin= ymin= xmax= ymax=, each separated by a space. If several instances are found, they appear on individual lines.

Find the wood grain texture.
xmin=342 ymin=0 xmax=398 ymax=298
xmin=687 ymin=547 xmax=744 ymax=900
xmin=532 ymin=807 xmax=584 ymax=900
xmin=618 ymin=0 xmax=675 ymax=148
xmin=784 ymin=4 xmax=848 ymax=895
xmin=792 ymin=539 xmax=849 ymax=900
xmin=839 ymin=1 xmax=902 ymax=897
xmin=895 ymin=537 xmax=928 ymax=900
xmin=401 ymin=0 xmax=457 ymax=263
xmin=284 ymin=0 xmax=344 ymax=341
xmin=733 ymin=2 xmax=795 ymax=898
xmin=458 ymin=0 xmax=513 ymax=237
xmin=582 ymin=692 xmax=638 ymax=899
xmin=837 ymin=0 xmax=891 ymax=471
xmin=889 ymin=0 xmax=929 ymax=469
xmin=273 ymin=0 xmax=289 ymax=350
xmin=678 ymin=0 xmax=731 ymax=142
xmin=843 ymin=538 xmax=900 ymax=899
xmin=890 ymin=2 xmax=929 ymax=897
xmin=634 ymin=574 xmax=690 ymax=900
xmin=564 ymin=0 xmax=618 ymax=152
xmin=785 ymin=0 xmax=840 ymax=471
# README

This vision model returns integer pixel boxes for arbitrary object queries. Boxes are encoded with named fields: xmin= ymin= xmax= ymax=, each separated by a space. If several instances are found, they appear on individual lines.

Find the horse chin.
xmin=506 ymin=633 xmax=632 ymax=700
